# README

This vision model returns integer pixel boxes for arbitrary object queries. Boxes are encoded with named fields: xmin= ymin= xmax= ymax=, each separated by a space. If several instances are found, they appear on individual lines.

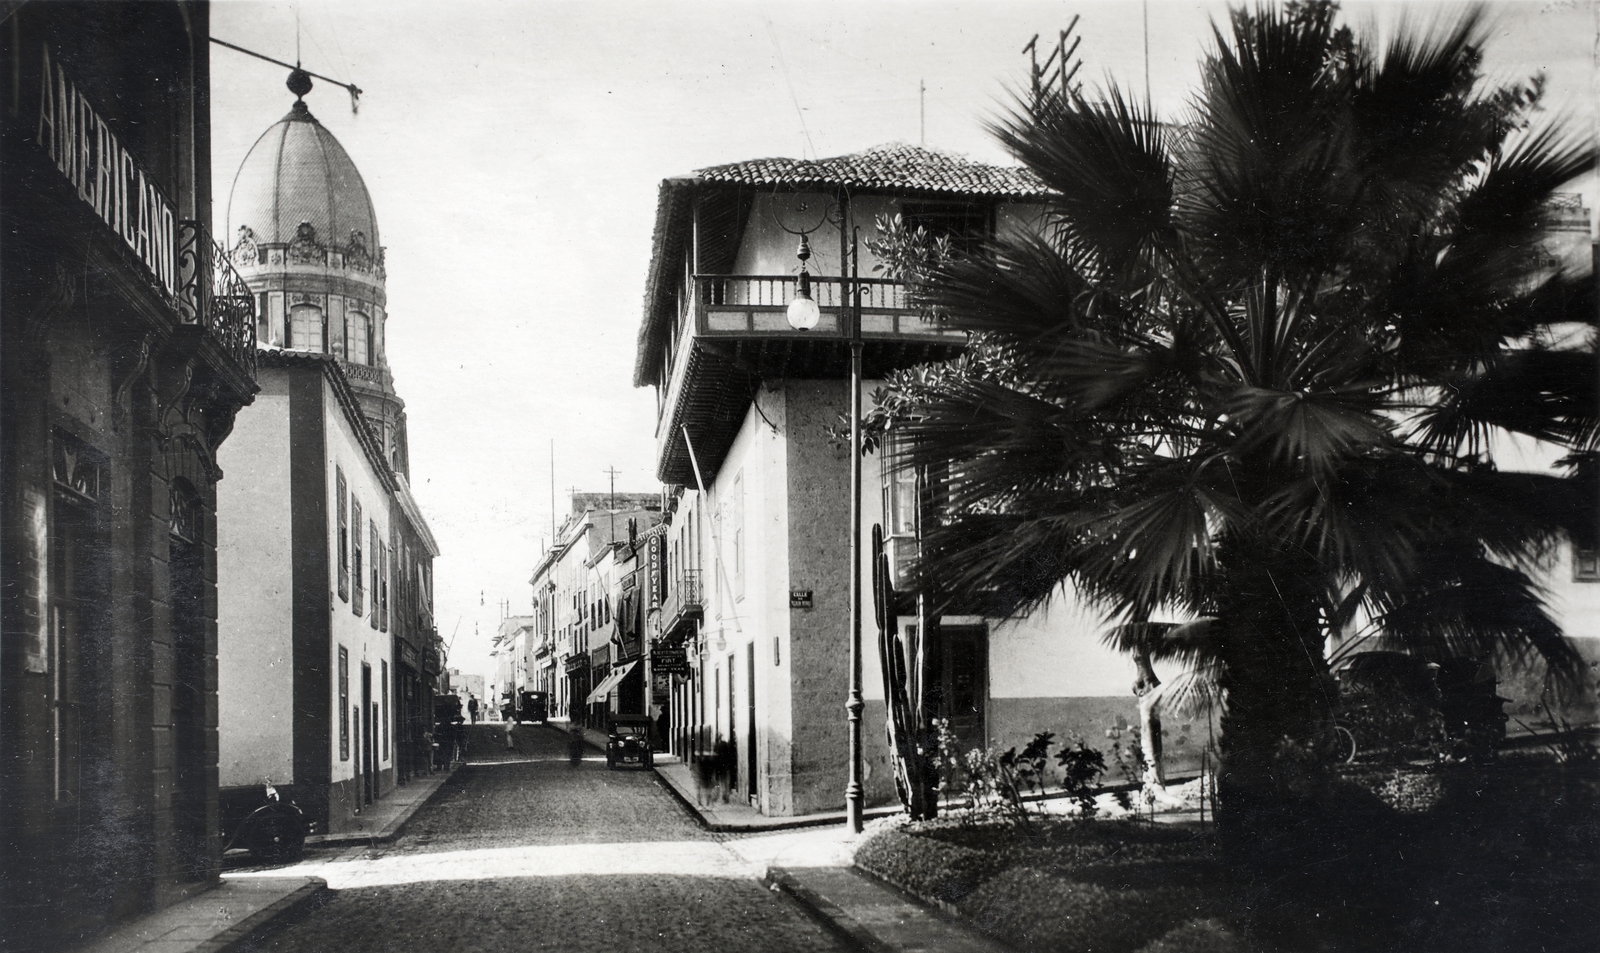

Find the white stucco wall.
xmin=325 ymin=381 xmax=396 ymax=783
xmin=217 ymin=382 xmax=295 ymax=789
xmin=732 ymin=194 xmax=926 ymax=284
xmin=987 ymin=585 xmax=1135 ymax=699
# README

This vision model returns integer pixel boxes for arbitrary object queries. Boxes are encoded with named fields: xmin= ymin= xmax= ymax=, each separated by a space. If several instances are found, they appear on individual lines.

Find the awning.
xmin=584 ymin=661 xmax=638 ymax=705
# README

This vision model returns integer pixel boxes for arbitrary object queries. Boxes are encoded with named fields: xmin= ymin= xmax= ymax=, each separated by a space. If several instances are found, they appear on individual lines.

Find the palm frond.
xmin=1366 ymin=553 xmax=1584 ymax=697
xmin=991 ymin=85 xmax=1174 ymax=279
xmin=1408 ymin=346 xmax=1600 ymax=455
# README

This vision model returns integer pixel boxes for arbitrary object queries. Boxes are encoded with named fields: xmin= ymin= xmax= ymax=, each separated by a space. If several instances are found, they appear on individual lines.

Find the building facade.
xmin=634 ymin=145 xmax=1209 ymax=817
xmin=214 ymin=79 xmax=440 ymax=834
xmin=1 ymin=4 xmax=260 ymax=947
xmin=526 ymin=493 xmax=663 ymax=724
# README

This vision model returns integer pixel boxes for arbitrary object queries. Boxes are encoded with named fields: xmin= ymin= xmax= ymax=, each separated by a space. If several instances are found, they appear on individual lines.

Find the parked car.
xmin=606 ymin=715 xmax=653 ymax=770
xmin=518 ymin=689 xmax=549 ymax=724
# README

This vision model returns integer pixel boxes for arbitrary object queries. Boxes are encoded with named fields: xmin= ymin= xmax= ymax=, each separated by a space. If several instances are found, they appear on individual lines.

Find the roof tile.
xmin=694 ymin=143 xmax=1048 ymax=198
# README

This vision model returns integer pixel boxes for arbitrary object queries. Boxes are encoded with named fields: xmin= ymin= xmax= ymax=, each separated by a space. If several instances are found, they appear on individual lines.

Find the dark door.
xmin=361 ymin=665 xmax=374 ymax=804
xmin=746 ymin=642 xmax=757 ymax=806
xmin=931 ymin=626 xmax=987 ymax=755
xmin=47 ymin=469 xmax=114 ymax=931
xmin=726 ymin=653 xmax=737 ymax=791
xmin=169 ymin=510 xmax=209 ymax=880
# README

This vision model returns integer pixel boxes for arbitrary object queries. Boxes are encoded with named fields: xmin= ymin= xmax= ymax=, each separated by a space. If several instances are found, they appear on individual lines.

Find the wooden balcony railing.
xmin=694 ymin=275 xmax=960 ymax=339
xmin=178 ymin=221 xmax=257 ymax=377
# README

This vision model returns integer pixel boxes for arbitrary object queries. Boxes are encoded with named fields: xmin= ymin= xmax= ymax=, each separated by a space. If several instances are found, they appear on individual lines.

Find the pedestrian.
xmin=504 ymin=719 xmax=516 ymax=752
xmin=467 ymin=695 xmax=479 ymax=724
xmin=568 ymin=720 xmax=584 ymax=767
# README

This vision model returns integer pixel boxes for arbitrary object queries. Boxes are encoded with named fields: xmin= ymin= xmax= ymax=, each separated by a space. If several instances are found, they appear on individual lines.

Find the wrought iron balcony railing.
xmin=660 ymin=568 xmax=704 ymax=638
xmin=178 ymin=221 xmax=257 ymax=378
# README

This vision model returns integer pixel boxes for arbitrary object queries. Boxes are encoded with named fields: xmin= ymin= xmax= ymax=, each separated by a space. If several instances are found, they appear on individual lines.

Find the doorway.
xmin=746 ymin=642 xmax=756 ymax=807
xmin=361 ymin=665 xmax=374 ymax=805
xmin=47 ymin=440 xmax=113 ymax=927
xmin=931 ymin=625 xmax=988 ymax=756
xmin=169 ymin=482 xmax=208 ymax=880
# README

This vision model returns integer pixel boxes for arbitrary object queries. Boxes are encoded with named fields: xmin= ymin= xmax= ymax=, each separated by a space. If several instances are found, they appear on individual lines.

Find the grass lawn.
xmin=853 ymin=753 xmax=1597 ymax=953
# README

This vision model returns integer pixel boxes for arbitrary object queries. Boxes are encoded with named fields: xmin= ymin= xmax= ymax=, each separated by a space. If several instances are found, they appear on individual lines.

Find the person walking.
xmin=467 ymin=695 xmax=479 ymax=724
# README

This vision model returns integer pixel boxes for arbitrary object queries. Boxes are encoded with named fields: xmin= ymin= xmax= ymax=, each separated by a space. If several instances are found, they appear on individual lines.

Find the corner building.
xmin=636 ymin=145 xmax=1193 ymax=818
xmin=215 ymin=83 xmax=439 ymax=836
xmin=1 ymin=4 xmax=260 ymax=948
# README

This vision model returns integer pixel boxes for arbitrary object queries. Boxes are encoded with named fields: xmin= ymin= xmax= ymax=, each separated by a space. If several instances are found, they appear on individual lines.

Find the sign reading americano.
xmin=34 ymin=45 xmax=177 ymax=297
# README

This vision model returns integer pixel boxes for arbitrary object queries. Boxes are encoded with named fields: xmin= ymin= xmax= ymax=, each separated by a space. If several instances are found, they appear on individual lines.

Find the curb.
xmin=212 ymin=878 xmax=327 ymax=953
xmin=765 ymin=866 xmax=896 ymax=953
xmin=853 ymin=860 xmax=964 ymax=918
xmin=305 ymin=772 xmax=455 ymax=848
xmin=651 ymin=759 xmax=902 ymax=833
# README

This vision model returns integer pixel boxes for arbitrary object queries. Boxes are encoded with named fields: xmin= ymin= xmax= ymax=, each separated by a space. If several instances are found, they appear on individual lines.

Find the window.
xmin=288 ymin=304 xmax=324 ymax=353
xmin=352 ymin=498 xmax=365 ymax=615
xmin=379 ymin=539 xmax=389 ymax=632
xmin=345 ymin=311 xmax=370 ymax=365
xmin=381 ymin=659 xmax=390 ymax=759
xmin=336 ymin=469 xmax=349 ymax=601
xmin=733 ymin=470 xmax=745 ymax=600
xmin=339 ymin=647 xmax=350 ymax=761
xmin=901 ymin=202 xmax=991 ymax=257
xmin=1576 ymin=545 xmax=1600 ymax=582
xmin=370 ymin=521 xmax=380 ymax=630
xmin=883 ymin=431 xmax=919 ymax=539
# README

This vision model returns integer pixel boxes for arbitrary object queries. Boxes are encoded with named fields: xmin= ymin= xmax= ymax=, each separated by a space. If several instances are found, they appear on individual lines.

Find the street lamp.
xmin=786 ymin=223 xmax=865 ymax=834
xmin=786 ymin=235 xmax=821 ymax=331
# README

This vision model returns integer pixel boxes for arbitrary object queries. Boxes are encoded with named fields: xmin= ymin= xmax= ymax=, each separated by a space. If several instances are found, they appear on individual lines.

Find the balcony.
xmin=654 ymin=275 xmax=966 ymax=484
xmin=697 ymin=275 xmax=959 ymax=339
xmin=659 ymin=568 xmax=704 ymax=641
xmin=178 ymin=221 xmax=258 ymax=378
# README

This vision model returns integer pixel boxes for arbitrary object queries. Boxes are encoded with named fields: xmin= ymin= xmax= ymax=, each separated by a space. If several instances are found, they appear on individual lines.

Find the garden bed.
xmin=854 ymin=815 xmax=1245 ymax=953
xmin=853 ymin=754 xmax=1599 ymax=953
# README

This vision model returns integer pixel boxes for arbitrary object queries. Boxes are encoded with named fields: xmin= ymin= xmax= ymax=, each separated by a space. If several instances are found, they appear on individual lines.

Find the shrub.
xmin=1135 ymin=918 xmax=1247 ymax=953
xmin=962 ymin=866 xmax=1210 ymax=953
xmin=853 ymin=821 xmax=1012 ymax=905
xmin=1056 ymin=741 xmax=1108 ymax=819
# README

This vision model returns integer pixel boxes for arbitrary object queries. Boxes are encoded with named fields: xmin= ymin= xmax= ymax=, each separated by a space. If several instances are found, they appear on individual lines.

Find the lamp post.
xmin=785 ymin=226 xmax=865 ymax=834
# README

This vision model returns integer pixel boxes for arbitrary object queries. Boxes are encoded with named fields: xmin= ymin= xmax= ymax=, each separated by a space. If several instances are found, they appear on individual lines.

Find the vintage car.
xmin=606 ymin=714 xmax=654 ymax=769
xmin=518 ymin=689 xmax=549 ymax=724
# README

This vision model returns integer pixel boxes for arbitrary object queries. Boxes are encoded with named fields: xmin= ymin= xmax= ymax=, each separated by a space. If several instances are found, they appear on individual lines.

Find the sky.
xmin=207 ymin=0 xmax=1599 ymax=683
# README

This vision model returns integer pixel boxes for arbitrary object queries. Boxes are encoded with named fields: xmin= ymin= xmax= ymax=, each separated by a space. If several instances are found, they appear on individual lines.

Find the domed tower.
xmin=226 ymin=71 xmax=410 ymax=477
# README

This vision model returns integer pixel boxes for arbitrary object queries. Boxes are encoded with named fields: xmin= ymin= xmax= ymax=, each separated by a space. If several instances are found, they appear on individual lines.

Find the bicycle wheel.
xmin=1332 ymin=724 xmax=1357 ymax=763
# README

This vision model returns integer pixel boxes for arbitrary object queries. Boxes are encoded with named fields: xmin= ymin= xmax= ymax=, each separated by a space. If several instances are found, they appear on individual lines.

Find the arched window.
xmin=345 ymin=311 xmax=370 ymax=365
xmin=288 ymin=304 xmax=324 ymax=353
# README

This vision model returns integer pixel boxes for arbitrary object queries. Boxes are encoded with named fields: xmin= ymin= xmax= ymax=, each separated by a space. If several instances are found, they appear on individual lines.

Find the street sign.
xmin=652 ymin=646 xmax=689 ymax=674
xmin=789 ymin=589 xmax=813 ymax=609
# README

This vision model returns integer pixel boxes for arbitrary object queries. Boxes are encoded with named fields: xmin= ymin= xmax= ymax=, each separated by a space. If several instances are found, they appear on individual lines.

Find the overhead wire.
xmin=762 ymin=15 xmax=817 ymax=159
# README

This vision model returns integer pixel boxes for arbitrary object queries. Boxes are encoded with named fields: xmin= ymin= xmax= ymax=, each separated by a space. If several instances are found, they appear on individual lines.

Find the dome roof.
xmin=227 ymin=100 xmax=379 ymax=252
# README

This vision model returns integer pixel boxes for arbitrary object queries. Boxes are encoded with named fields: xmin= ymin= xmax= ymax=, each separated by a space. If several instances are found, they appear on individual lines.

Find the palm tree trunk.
xmin=1132 ymin=648 xmax=1166 ymax=790
xmin=1212 ymin=553 xmax=1339 ymax=850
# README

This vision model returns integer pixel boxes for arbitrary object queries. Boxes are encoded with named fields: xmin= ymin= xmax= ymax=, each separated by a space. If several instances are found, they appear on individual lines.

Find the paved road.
xmin=232 ymin=724 xmax=848 ymax=953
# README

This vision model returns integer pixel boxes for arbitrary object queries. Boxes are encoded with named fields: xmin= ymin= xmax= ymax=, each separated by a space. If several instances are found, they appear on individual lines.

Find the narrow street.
xmin=228 ymin=725 xmax=849 ymax=953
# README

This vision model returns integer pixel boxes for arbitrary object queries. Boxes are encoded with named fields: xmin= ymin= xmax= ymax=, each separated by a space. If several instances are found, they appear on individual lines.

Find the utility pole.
xmin=603 ymin=466 xmax=622 ymax=543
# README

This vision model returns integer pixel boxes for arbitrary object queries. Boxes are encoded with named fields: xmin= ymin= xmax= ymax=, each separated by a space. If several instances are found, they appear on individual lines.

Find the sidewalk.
xmin=72 ymin=770 xmax=453 ymax=953
xmin=648 ymin=745 xmax=1015 ymax=953
xmin=307 ymin=768 xmax=454 ymax=847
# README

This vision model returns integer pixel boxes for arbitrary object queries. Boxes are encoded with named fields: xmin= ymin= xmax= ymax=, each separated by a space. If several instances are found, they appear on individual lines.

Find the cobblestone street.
xmin=227 ymin=725 xmax=848 ymax=953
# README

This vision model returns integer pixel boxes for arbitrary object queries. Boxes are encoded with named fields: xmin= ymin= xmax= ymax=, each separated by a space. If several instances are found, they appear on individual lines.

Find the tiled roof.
xmin=694 ymin=143 xmax=1049 ymax=199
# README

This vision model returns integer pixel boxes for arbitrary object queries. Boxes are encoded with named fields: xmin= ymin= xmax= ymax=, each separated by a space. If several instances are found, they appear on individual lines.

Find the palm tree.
xmin=891 ymin=2 xmax=1596 ymax=836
